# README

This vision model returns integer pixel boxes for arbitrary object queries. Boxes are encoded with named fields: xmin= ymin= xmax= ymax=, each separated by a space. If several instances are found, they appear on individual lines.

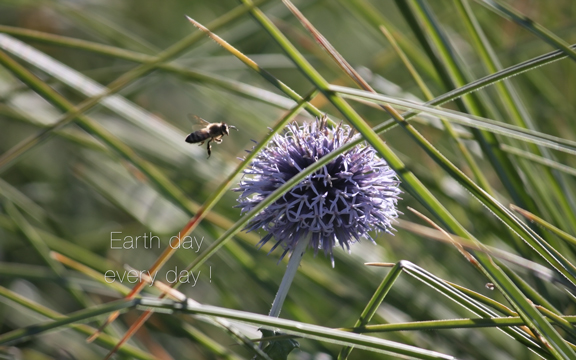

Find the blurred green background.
xmin=0 ymin=0 xmax=575 ymax=359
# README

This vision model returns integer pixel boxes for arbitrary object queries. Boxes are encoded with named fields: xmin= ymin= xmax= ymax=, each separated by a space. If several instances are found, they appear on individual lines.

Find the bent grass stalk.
xmin=138 ymin=298 xmax=457 ymax=360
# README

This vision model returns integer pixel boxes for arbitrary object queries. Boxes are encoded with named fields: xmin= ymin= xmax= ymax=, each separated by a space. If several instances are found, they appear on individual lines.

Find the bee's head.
xmin=223 ymin=123 xmax=238 ymax=136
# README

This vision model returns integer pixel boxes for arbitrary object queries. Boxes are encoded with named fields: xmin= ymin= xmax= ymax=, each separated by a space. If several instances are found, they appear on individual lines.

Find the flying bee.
xmin=185 ymin=115 xmax=238 ymax=158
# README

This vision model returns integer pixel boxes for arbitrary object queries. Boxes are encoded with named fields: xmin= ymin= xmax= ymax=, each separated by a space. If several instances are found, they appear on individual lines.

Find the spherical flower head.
xmin=235 ymin=117 xmax=401 ymax=266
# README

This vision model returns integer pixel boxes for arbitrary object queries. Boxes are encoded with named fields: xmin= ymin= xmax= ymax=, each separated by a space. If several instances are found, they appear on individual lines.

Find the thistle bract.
xmin=235 ymin=117 xmax=401 ymax=265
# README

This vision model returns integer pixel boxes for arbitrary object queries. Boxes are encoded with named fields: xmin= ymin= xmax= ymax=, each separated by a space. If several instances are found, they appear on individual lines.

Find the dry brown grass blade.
xmin=97 ymin=17 xmax=314 ymax=355
xmin=406 ymin=206 xmax=479 ymax=266
xmin=102 ymin=267 xmax=272 ymax=360
xmin=394 ymin=217 xmax=514 ymax=263
xmin=511 ymin=204 xmax=576 ymax=246
xmin=87 ymin=212 xmax=205 ymax=343
xmin=101 ymin=267 xmax=185 ymax=360
xmin=281 ymin=0 xmax=405 ymax=122
xmin=393 ymin=217 xmax=575 ymax=292
xmin=281 ymin=0 xmax=372 ymax=92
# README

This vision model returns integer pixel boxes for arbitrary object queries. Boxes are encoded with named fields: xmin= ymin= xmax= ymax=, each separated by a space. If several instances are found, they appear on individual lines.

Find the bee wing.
xmin=187 ymin=114 xmax=211 ymax=130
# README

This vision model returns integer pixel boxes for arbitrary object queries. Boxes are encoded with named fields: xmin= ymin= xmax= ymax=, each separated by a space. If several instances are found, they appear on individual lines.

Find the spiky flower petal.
xmin=235 ymin=117 xmax=401 ymax=265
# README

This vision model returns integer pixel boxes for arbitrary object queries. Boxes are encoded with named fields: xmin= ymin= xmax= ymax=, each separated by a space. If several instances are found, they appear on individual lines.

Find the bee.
xmin=185 ymin=115 xmax=238 ymax=158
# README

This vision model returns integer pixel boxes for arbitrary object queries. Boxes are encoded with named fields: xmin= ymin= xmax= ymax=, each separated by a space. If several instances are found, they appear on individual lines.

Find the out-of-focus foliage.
xmin=0 ymin=0 xmax=575 ymax=359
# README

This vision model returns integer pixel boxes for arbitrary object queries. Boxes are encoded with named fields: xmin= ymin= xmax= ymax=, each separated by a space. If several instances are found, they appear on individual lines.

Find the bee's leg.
xmin=214 ymin=136 xmax=223 ymax=144
xmin=206 ymin=138 xmax=213 ymax=158
xmin=198 ymin=140 xmax=205 ymax=147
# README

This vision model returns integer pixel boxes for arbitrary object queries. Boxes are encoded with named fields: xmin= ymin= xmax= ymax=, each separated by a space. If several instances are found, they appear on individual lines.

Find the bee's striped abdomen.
xmin=185 ymin=130 xmax=209 ymax=143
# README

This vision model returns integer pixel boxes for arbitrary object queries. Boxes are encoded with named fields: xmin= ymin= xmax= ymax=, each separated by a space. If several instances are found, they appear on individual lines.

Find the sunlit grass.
xmin=0 ymin=0 xmax=575 ymax=359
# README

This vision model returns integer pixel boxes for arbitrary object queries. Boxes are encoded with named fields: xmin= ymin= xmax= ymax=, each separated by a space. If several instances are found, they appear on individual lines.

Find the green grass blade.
xmin=50 ymin=3 xmax=159 ymax=54
xmin=2 ymin=202 xmax=101 ymax=312
xmin=352 ymin=317 xmax=554 ymax=333
xmin=338 ymin=263 xmax=404 ymax=359
xmin=185 ymin=16 xmax=330 ymax=122
xmin=2 ymin=25 xmax=572 ymax=126
xmin=0 ymin=29 xmax=301 ymax=111
xmin=234 ymin=2 xmax=576 ymax=357
xmin=4 ymin=202 xmax=65 ymax=276
xmin=0 ymin=34 xmax=209 ymax=161
xmin=0 ymin=105 xmax=111 ymax=154
xmin=473 ymin=0 xmax=576 ymax=62
xmin=0 ymin=286 xmax=155 ymax=360
xmin=0 ymin=214 xmax=120 ymax=275
xmin=512 ymin=205 xmax=576 ymax=248
xmin=341 ymin=260 xmax=546 ymax=359
xmin=447 ymin=282 xmax=516 ymax=316
xmin=447 ymin=280 xmax=574 ymax=340
xmin=400 ymin=261 xmax=540 ymax=346
xmin=337 ymin=0 xmax=440 ymax=85
xmin=404 ymin=0 xmax=538 ymax=224
xmin=0 ymin=178 xmax=50 ymax=225
xmin=326 ymin=85 xmax=576 ymax=289
xmin=502 ymin=145 xmax=576 ymax=178
xmin=0 ymin=263 xmax=61 ymax=283
xmin=139 ymin=298 xmax=456 ymax=359
xmin=330 ymin=86 xmax=576 ymax=156
xmin=0 ymin=25 xmax=153 ymax=61
xmin=500 ymin=265 xmax=566 ymax=318
xmin=453 ymin=0 xmax=576 ymax=236
xmin=0 ymin=299 xmax=136 ymax=345
xmin=396 ymin=218 xmax=576 ymax=294
xmin=0 ymin=0 xmax=269 ymax=171
xmin=2 ymin=21 xmax=571 ymax=152
xmin=0 ymin=47 xmax=261 ymax=249
xmin=426 ymin=44 xmax=576 ymax=108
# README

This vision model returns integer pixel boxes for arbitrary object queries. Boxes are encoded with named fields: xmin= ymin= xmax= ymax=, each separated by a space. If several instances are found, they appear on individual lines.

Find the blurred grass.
xmin=0 ymin=0 xmax=575 ymax=359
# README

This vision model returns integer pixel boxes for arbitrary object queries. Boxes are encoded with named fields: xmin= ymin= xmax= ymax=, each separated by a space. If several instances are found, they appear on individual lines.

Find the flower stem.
xmin=268 ymin=237 xmax=309 ymax=318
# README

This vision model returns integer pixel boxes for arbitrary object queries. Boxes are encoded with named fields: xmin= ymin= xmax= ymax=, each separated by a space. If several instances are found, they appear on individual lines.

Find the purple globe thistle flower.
xmin=235 ymin=117 xmax=401 ymax=266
